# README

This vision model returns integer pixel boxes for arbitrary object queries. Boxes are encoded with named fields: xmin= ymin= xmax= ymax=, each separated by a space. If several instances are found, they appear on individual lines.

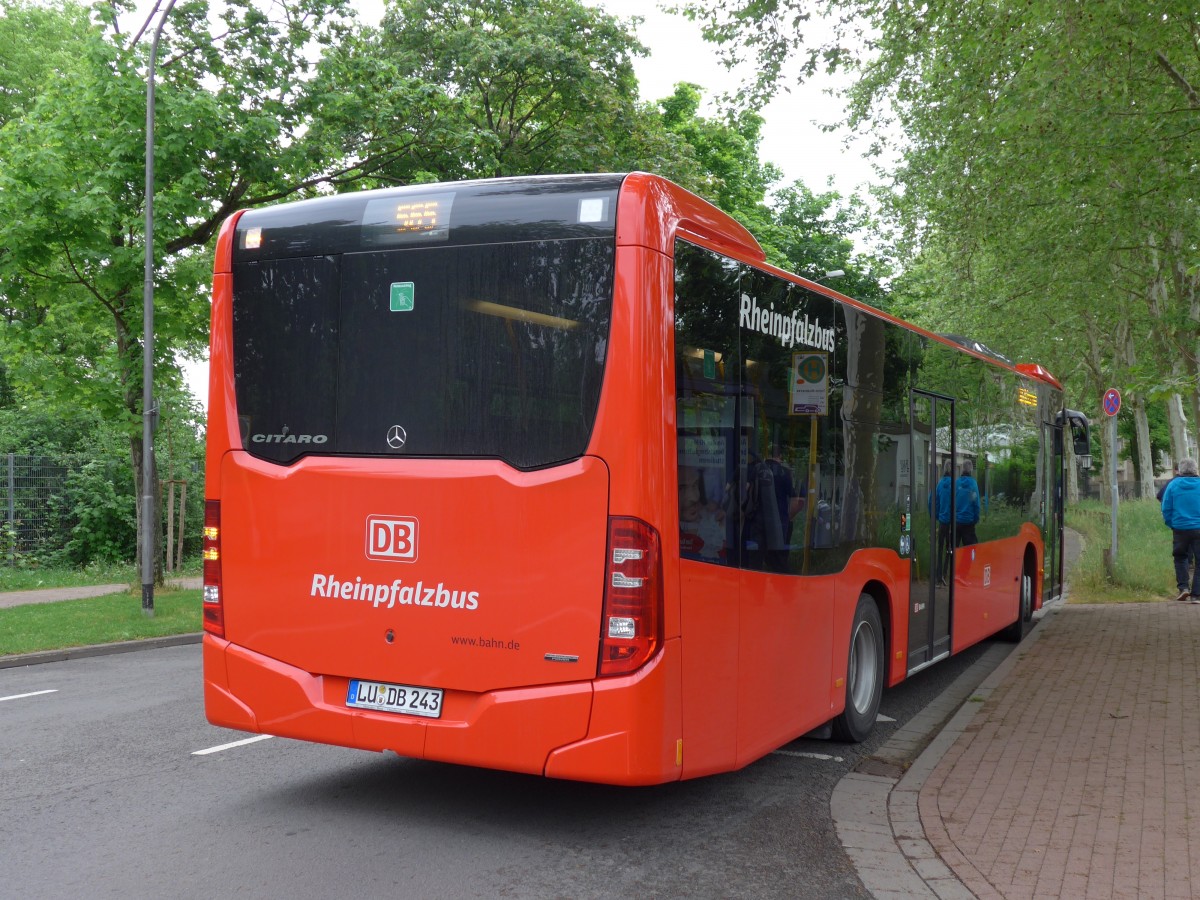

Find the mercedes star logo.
xmin=386 ymin=425 xmax=407 ymax=450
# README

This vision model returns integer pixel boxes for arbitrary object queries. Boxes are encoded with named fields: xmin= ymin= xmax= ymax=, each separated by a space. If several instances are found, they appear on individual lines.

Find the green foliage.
xmin=310 ymin=0 xmax=660 ymax=181
xmin=50 ymin=461 xmax=137 ymax=566
xmin=988 ymin=436 xmax=1040 ymax=513
xmin=0 ymin=520 xmax=20 ymax=567
xmin=656 ymin=83 xmax=780 ymax=216
xmin=0 ymin=0 xmax=92 ymax=128
xmin=0 ymin=0 xmax=360 ymax=574
xmin=1120 ymin=402 xmax=1171 ymax=481
xmin=0 ymin=393 xmax=203 ymax=568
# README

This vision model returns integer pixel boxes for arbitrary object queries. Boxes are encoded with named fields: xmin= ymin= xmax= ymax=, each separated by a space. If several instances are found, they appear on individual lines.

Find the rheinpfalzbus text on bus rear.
xmin=202 ymin=173 xmax=1087 ymax=785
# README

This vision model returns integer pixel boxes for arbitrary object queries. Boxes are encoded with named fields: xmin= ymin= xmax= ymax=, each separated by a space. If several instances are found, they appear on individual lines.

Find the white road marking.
xmin=772 ymin=749 xmax=845 ymax=762
xmin=0 ymin=689 xmax=58 ymax=703
xmin=876 ymin=713 xmax=896 ymax=722
xmin=192 ymin=734 xmax=275 ymax=756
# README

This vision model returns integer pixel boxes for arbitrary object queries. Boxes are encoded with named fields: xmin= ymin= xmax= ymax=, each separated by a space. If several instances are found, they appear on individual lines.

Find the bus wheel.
xmin=1002 ymin=559 xmax=1035 ymax=643
xmin=831 ymin=593 xmax=884 ymax=743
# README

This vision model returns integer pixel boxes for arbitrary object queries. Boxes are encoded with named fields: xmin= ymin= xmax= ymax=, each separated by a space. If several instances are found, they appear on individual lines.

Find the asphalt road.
xmin=0 ymin=641 xmax=993 ymax=899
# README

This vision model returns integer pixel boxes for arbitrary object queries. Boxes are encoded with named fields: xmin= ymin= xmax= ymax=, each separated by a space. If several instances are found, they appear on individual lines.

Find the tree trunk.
xmin=1131 ymin=395 xmax=1156 ymax=499
xmin=1167 ymin=393 xmax=1191 ymax=467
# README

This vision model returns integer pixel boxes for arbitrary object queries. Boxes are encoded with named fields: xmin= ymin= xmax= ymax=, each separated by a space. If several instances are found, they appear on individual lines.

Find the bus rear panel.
xmin=204 ymin=175 xmax=686 ymax=784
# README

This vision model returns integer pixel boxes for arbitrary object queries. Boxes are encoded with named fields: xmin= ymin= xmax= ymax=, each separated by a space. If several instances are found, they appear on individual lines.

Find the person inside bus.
xmin=741 ymin=451 xmax=787 ymax=571
xmin=1160 ymin=457 xmax=1200 ymax=602
xmin=955 ymin=459 xmax=981 ymax=546
xmin=766 ymin=444 xmax=804 ymax=545
xmin=678 ymin=465 xmax=727 ymax=563
xmin=932 ymin=460 xmax=953 ymax=584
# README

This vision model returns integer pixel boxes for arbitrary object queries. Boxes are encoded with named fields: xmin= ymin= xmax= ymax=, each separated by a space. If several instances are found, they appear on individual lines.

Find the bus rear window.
xmin=231 ymin=238 xmax=614 ymax=469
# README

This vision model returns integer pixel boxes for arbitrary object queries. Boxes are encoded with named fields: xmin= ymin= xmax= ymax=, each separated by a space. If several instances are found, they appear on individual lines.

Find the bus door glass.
xmin=909 ymin=391 xmax=954 ymax=672
xmin=1043 ymin=421 xmax=1064 ymax=602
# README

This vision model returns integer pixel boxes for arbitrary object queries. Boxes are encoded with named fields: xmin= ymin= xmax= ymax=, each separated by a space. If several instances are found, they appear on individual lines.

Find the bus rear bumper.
xmin=202 ymin=634 xmax=683 ymax=785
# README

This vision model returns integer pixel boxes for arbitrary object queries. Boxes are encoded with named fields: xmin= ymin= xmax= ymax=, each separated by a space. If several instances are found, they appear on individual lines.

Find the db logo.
xmin=366 ymin=515 xmax=418 ymax=562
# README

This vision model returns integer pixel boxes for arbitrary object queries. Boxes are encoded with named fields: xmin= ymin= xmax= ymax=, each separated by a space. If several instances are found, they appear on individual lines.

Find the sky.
xmin=163 ymin=0 xmax=885 ymax=402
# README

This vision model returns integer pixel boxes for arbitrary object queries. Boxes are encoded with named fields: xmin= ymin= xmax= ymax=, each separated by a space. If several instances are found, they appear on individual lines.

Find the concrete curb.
xmin=0 ymin=632 xmax=202 ymax=670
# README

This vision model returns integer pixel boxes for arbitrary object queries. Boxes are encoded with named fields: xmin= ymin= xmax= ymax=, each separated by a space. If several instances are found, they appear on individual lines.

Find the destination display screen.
xmin=361 ymin=193 xmax=456 ymax=246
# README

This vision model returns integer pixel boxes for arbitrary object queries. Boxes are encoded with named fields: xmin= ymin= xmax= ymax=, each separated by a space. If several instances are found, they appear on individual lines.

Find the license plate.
xmin=346 ymin=679 xmax=443 ymax=719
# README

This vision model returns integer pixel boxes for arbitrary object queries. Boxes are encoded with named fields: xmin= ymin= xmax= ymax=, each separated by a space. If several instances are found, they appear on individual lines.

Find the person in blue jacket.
xmin=933 ymin=460 xmax=953 ymax=584
xmin=956 ymin=459 xmax=982 ymax=546
xmin=1161 ymin=458 xmax=1200 ymax=602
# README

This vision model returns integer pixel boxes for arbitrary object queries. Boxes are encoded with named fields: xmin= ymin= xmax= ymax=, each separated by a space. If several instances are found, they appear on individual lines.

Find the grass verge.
xmin=1066 ymin=499 xmax=1175 ymax=603
xmin=0 ymin=561 xmax=139 ymax=593
xmin=0 ymin=560 xmax=199 ymax=593
xmin=0 ymin=588 xmax=201 ymax=656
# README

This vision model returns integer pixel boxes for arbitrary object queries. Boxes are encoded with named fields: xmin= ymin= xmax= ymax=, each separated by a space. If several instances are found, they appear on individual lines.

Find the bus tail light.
xmin=202 ymin=500 xmax=225 ymax=638
xmin=599 ymin=517 xmax=663 ymax=677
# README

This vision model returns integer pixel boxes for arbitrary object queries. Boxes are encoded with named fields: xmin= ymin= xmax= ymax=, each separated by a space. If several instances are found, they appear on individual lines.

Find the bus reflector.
xmin=202 ymin=501 xmax=225 ymax=637
xmin=599 ymin=517 xmax=662 ymax=677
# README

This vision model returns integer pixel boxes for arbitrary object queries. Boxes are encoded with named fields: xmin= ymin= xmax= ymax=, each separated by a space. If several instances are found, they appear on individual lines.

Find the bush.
xmin=57 ymin=460 xmax=137 ymax=565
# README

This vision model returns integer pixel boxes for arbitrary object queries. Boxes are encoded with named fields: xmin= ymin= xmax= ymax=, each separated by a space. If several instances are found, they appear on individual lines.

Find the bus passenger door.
xmin=908 ymin=392 xmax=954 ymax=673
xmin=1042 ymin=422 xmax=1064 ymax=603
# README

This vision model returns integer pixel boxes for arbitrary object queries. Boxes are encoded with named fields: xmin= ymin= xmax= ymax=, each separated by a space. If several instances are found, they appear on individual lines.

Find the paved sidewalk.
xmin=834 ymin=551 xmax=1200 ymax=896
xmin=922 ymin=602 xmax=1198 ymax=899
xmin=0 ymin=577 xmax=202 ymax=609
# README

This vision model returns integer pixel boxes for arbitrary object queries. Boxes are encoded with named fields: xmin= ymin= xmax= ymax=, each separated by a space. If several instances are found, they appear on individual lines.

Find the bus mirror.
xmin=1057 ymin=408 xmax=1091 ymax=461
xmin=1071 ymin=422 xmax=1090 ymax=458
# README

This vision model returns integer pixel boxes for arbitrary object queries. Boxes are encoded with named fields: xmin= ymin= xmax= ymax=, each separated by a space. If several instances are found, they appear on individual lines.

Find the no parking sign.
xmin=1103 ymin=388 xmax=1121 ymax=417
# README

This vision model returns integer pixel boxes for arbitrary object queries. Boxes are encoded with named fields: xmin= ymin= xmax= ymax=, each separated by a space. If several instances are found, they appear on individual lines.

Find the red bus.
xmin=202 ymin=173 xmax=1085 ymax=785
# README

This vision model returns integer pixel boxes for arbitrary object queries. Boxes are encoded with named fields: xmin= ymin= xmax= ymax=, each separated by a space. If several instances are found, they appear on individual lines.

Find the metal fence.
xmin=1 ymin=453 xmax=79 ymax=562
xmin=0 ymin=445 xmax=208 ymax=572
xmin=1 ymin=452 xmax=204 ymax=568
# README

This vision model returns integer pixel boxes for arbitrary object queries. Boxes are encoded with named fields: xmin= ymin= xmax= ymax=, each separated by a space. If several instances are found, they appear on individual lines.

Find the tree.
xmin=656 ymin=82 xmax=779 ymax=222
xmin=651 ymin=81 xmax=894 ymax=306
xmin=306 ymin=0 xmax=679 ymax=183
xmin=0 ymin=0 xmax=92 ymax=128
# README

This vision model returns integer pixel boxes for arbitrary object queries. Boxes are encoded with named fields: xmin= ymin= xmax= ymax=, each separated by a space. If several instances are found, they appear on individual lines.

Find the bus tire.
xmin=1002 ymin=557 xmax=1035 ymax=643
xmin=831 ymin=593 xmax=885 ymax=743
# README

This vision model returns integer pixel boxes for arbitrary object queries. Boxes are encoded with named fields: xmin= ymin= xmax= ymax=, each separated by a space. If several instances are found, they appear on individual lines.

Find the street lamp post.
xmin=142 ymin=0 xmax=181 ymax=616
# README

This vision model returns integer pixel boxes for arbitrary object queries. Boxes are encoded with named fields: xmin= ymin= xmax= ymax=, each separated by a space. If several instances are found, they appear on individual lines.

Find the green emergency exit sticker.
xmin=390 ymin=282 xmax=415 ymax=312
